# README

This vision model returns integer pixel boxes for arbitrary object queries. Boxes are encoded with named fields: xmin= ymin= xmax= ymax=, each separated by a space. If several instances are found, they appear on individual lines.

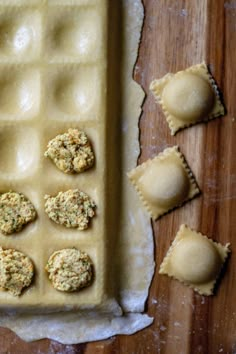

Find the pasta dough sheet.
xmin=0 ymin=0 xmax=154 ymax=343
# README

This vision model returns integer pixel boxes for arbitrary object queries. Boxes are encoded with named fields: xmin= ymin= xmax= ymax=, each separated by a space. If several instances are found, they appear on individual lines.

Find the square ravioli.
xmin=159 ymin=225 xmax=230 ymax=295
xmin=150 ymin=62 xmax=224 ymax=135
xmin=127 ymin=146 xmax=200 ymax=219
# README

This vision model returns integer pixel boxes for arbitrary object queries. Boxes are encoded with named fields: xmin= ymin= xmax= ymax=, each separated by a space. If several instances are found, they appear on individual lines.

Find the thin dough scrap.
xmin=44 ymin=128 xmax=95 ymax=174
xmin=45 ymin=248 xmax=93 ymax=292
xmin=159 ymin=224 xmax=230 ymax=295
xmin=0 ymin=247 xmax=34 ymax=296
xmin=0 ymin=191 xmax=37 ymax=235
xmin=127 ymin=146 xmax=200 ymax=219
xmin=150 ymin=62 xmax=224 ymax=135
xmin=44 ymin=189 xmax=96 ymax=231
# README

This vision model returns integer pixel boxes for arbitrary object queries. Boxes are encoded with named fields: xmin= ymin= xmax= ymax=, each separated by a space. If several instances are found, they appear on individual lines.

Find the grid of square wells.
xmin=0 ymin=0 xmax=107 ymax=309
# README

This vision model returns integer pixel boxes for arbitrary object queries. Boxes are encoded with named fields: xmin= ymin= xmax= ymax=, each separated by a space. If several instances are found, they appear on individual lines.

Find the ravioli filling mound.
xmin=44 ymin=128 xmax=95 ymax=174
xmin=44 ymin=189 xmax=96 ymax=231
xmin=0 ymin=192 xmax=36 ymax=235
xmin=45 ymin=248 xmax=93 ymax=292
xmin=0 ymin=247 xmax=34 ymax=296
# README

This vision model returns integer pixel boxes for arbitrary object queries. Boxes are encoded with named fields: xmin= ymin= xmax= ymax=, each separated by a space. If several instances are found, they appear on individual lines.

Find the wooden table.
xmin=1 ymin=1 xmax=235 ymax=353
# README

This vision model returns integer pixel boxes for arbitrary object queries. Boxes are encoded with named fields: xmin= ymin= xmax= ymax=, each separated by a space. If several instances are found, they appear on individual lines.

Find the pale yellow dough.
xmin=159 ymin=225 xmax=230 ymax=295
xmin=150 ymin=62 xmax=224 ymax=135
xmin=127 ymin=146 xmax=200 ymax=219
xmin=0 ymin=0 xmax=107 ymax=310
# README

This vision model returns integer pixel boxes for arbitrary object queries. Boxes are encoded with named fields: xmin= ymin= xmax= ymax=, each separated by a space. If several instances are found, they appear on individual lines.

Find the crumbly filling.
xmin=0 ymin=247 xmax=34 ymax=296
xmin=44 ymin=189 xmax=96 ymax=231
xmin=45 ymin=248 xmax=93 ymax=292
xmin=0 ymin=192 xmax=37 ymax=235
xmin=44 ymin=128 xmax=95 ymax=174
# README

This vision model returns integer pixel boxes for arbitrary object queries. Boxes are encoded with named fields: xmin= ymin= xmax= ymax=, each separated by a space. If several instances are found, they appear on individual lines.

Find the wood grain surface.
xmin=0 ymin=0 xmax=235 ymax=353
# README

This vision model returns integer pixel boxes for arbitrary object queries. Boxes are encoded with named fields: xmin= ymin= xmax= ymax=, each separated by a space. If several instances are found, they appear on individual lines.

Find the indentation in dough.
xmin=0 ymin=21 xmax=31 ymax=54
xmin=0 ymin=126 xmax=40 ymax=176
xmin=0 ymin=10 xmax=41 ymax=59
xmin=50 ymin=9 xmax=101 ymax=59
xmin=53 ymin=67 xmax=99 ymax=116
xmin=170 ymin=237 xmax=221 ymax=284
xmin=139 ymin=161 xmax=190 ymax=208
xmin=0 ymin=69 xmax=40 ymax=118
xmin=162 ymin=73 xmax=215 ymax=121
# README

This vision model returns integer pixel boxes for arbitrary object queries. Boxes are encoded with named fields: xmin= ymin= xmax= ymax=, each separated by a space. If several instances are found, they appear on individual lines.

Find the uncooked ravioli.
xmin=162 ymin=73 xmax=215 ymax=121
xmin=128 ymin=146 xmax=200 ymax=219
xmin=138 ymin=161 xmax=190 ymax=208
xmin=150 ymin=62 xmax=224 ymax=135
xmin=159 ymin=225 xmax=230 ymax=295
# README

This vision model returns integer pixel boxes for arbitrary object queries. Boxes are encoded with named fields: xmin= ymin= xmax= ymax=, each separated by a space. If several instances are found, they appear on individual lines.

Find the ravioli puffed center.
xmin=139 ymin=161 xmax=189 ymax=208
xmin=162 ymin=73 xmax=215 ymax=121
xmin=170 ymin=237 xmax=221 ymax=284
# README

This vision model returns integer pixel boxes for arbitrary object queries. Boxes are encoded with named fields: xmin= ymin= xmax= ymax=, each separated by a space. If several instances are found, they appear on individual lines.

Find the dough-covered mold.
xmin=0 ymin=8 xmax=41 ymax=62
xmin=150 ymin=62 xmax=224 ymax=135
xmin=0 ymin=0 xmax=113 ymax=312
xmin=128 ymin=146 xmax=200 ymax=219
xmin=0 ymin=67 xmax=40 ymax=120
xmin=45 ymin=7 xmax=103 ymax=63
xmin=159 ymin=225 xmax=230 ymax=295
xmin=46 ymin=65 xmax=102 ymax=121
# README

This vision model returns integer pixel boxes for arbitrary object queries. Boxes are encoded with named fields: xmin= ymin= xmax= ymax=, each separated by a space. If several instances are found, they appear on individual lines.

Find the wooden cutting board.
xmin=0 ymin=0 xmax=235 ymax=352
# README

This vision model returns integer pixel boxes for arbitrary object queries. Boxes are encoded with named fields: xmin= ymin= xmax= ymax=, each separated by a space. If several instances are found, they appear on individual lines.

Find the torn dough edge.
xmin=127 ymin=146 xmax=200 ymax=219
xmin=150 ymin=62 xmax=225 ymax=135
xmin=159 ymin=224 xmax=231 ymax=296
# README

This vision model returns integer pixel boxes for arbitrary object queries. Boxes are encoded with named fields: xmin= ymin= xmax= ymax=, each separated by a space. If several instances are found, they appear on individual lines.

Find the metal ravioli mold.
xmin=0 ymin=0 xmax=115 ymax=312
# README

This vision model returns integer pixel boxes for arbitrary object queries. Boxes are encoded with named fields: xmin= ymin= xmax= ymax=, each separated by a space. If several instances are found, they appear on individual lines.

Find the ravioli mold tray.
xmin=0 ymin=0 xmax=119 ymax=312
